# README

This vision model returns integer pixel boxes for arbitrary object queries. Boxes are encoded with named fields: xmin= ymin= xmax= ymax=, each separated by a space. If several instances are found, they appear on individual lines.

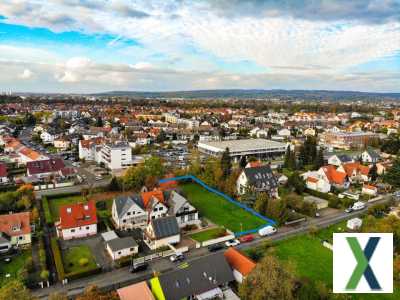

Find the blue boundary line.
xmin=159 ymin=174 xmax=276 ymax=236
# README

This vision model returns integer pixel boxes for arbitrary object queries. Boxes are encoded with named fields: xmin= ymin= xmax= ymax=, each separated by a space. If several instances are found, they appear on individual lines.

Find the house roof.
xmin=0 ymin=163 xmax=7 ymax=177
xmin=157 ymin=252 xmax=234 ymax=300
xmin=321 ymin=165 xmax=347 ymax=185
xmin=342 ymin=162 xmax=370 ymax=177
xmin=336 ymin=154 xmax=353 ymax=163
xmin=151 ymin=216 xmax=179 ymax=239
xmin=141 ymin=190 xmax=164 ymax=209
xmin=224 ymin=247 xmax=256 ymax=276
xmin=114 ymin=195 xmax=137 ymax=218
xmin=117 ymin=282 xmax=155 ymax=300
xmin=243 ymin=165 xmax=278 ymax=191
xmin=365 ymin=149 xmax=380 ymax=160
xmin=307 ymin=177 xmax=319 ymax=183
xmin=58 ymin=201 xmax=97 ymax=229
xmin=0 ymin=212 xmax=31 ymax=237
xmin=19 ymin=147 xmax=41 ymax=160
xmin=27 ymin=158 xmax=65 ymax=175
xmin=169 ymin=191 xmax=188 ymax=215
xmin=107 ymin=236 xmax=137 ymax=252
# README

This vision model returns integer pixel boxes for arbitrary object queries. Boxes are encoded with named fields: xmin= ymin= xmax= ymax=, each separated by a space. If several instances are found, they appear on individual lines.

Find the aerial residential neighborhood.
xmin=0 ymin=1 xmax=399 ymax=299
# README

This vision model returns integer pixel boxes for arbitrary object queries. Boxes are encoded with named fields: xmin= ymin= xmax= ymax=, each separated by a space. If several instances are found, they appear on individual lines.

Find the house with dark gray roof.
xmin=168 ymin=191 xmax=200 ymax=228
xmin=328 ymin=154 xmax=354 ymax=166
xmin=106 ymin=236 xmax=138 ymax=261
xmin=362 ymin=148 xmax=381 ymax=163
xmin=144 ymin=216 xmax=180 ymax=250
xmin=236 ymin=164 xmax=278 ymax=197
xmin=111 ymin=195 xmax=148 ymax=230
xmin=150 ymin=252 xmax=235 ymax=300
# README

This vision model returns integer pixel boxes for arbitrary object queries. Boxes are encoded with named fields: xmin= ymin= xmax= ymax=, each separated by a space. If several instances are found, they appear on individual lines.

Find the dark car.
xmin=208 ymin=243 xmax=224 ymax=252
xmin=129 ymin=262 xmax=148 ymax=273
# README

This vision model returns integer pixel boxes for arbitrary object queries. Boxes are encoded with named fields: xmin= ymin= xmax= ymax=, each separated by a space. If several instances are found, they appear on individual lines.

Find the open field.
xmin=181 ymin=183 xmax=266 ymax=232
xmin=247 ymin=222 xmax=399 ymax=299
xmin=189 ymin=227 xmax=227 ymax=242
xmin=63 ymin=245 xmax=98 ymax=274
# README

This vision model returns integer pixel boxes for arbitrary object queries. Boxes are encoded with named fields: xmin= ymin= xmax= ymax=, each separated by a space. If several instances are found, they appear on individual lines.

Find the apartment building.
xmin=100 ymin=142 xmax=133 ymax=170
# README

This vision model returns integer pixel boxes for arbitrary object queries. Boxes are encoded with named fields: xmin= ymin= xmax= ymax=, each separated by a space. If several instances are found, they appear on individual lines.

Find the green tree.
xmin=239 ymin=156 xmax=247 ymax=169
xmin=314 ymin=148 xmax=325 ymax=169
xmin=384 ymin=157 xmax=400 ymax=188
xmin=254 ymin=192 xmax=269 ymax=214
xmin=239 ymin=255 xmax=295 ymax=300
xmin=108 ymin=176 xmax=121 ymax=191
xmin=287 ymin=172 xmax=306 ymax=194
xmin=369 ymin=163 xmax=378 ymax=182
xmin=220 ymin=147 xmax=232 ymax=178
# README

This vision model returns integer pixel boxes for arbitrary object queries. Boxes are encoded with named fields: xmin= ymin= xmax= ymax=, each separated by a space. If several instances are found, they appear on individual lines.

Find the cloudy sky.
xmin=0 ymin=0 xmax=399 ymax=93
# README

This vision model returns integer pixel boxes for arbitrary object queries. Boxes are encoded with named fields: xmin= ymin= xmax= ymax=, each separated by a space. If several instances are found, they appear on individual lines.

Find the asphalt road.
xmin=32 ymin=194 xmax=393 ymax=299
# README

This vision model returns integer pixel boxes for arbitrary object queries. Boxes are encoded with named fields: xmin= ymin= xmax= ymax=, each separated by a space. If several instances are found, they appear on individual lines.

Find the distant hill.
xmin=91 ymin=89 xmax=400 ymax=101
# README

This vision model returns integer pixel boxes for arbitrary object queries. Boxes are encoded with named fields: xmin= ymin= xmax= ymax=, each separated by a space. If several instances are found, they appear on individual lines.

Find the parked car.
xmin=352 ymin=201 xmax=366 ymax=211
xmin=170 ymin=253 xmax=185 ymax=262
xmin=129 ymin=262 xmax=148 ymax=273
xmin=345 ymin=207 xmax=353 ymax=213
xmin=239 ymin=234 xmax=254 ymax=243
xmin=258 ymin=225 xmax=277 ymax=236
xmin=208 ymin=244 xmax=225 ymax=252
xmin=225 ymin=239 xmax=240 ymax=247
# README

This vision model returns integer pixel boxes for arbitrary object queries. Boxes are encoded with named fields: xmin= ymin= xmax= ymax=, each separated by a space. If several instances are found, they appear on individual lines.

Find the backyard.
xmin=63 ymin=245 xmax=98 ymax=274
xmin=181 ymin=182 xmax=266 ymax=232
xmin=48 ymin=194 xmax=85 ymax=220
xmin=0 ymin=250 xmax=31 ymax=286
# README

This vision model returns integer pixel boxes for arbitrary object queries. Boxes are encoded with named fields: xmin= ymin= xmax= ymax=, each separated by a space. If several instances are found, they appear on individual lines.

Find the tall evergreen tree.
xmin=369 ymin=163 xmax=378 ymax=182
xmin=221 ymin=147 xmax=232 ymax=178
xmin=314 ymin=148 xmax=324 ymax=169
xmin=384 ymin=157 xmax=400 ymax=188
xmin=239 ymin=156 xmax=247 ymax=169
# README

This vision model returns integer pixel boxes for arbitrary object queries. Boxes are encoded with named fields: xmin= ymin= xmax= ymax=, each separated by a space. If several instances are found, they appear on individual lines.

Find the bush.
xmin=79 ymin=258 xmax=89 ymax=267
xmin=65 ymin=267 xmax=102 ymax=281
xmin=25 ymin=257 xmax=34 ymax=273
xmin=51 ymin=238 xmax=65 ymax=281
xmin=115 ymin=255 xmax=134 ymax=268
xmin=42 ymin=197 xmax=53 ymax=225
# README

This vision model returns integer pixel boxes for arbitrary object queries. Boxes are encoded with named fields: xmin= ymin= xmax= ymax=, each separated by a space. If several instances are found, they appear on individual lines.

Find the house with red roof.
xmin=26 ymin=158 xmax=65 ymax=178
xmin=224 ymin=247 xmax=256 ymax=283
xmin=56 ymin=201 xmax=97 ymax=240
xmin=320 ymin=165 xmax=350 ymax=189
xmin=0 ymin=163 xmax=9 ymax=184
xmin=337 ymin=162 xmax=370 ymax=183
xmin=362 ymin=184 xmax=378 ymax=196
xmin=0 ymin=212 xmax=31 ymax=252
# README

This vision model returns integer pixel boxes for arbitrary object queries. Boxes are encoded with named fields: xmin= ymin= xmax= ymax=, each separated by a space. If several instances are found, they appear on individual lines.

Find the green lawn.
xmin=271 ymin=224 xmax=400 ymax=299
xmin=63 ymin=245 xmax=97 ymax=274
xmin=189 ymin=227 xmax=227 ymax=242
xmin=181 ymin=183 xmax=266 ymax=232
xmin=0 ymin=250 xmax=31 ymax=286
xmin=49 ymin=195 xmax=85 ymax=220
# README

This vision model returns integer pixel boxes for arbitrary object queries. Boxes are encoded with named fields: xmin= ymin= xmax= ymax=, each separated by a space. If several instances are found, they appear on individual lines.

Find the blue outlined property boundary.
xmin=159 ymin=174 xmax=276 ymax=236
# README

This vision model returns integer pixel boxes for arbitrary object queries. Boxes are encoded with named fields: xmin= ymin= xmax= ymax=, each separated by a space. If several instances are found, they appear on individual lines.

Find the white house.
xmin=361 ymin=149 xmax=380 ymax=163
xmin=40 ymin=131 xmax=55 ymax=144
xmin=102 ymin=231 xmax=139 ymax=261
xmin=224 ymin=247 xmax=256 ymax=284
xmin=168 ymin=191 xmax=200 ymax=228
xmin=0 ymin=212 xmax=31 ymax=249
xmin=53 ymin=138 xmax=71 ymax=151
xmin=236 ymin=165 xmax=279 ymax=197
xmin=56 ymin=201 xmax=97 ymax=240
xmin=144 ymin=216 xmax=180 ymax=250
xmin=347 ymin=218 xmax=362 ymax=230
xmin=278 ymin=128 xmax=291 ymax=137
xmin=112 ymin=190 xmax=168 ymax=230
xmin=362 ymin=184 xmax=378 ymax=196
xmin=302 ymin=171 xmax=331 ymax=193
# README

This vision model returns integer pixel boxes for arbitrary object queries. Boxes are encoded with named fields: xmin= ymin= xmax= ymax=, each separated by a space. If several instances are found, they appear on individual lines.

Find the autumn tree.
xmin=239 ymin=255 xmax=295 ymax=300
xmin=0 ymin=280 xmax=33 ymax=300
xmin=76 ymin=285 xmax=118 ymax=300
xmin=220 ymin=147 xmax=232 ymax=178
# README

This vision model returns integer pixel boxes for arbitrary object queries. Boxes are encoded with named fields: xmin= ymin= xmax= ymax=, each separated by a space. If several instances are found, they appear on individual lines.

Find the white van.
xmin=258 ymin=225 xmax=277 ymax=236
xmin=352 ymin=201 xmax=366 ymax=211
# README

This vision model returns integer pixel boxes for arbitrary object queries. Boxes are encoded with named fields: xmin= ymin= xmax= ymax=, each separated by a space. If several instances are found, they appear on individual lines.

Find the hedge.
xmin=305 ymin=189 xmax=342 ymax=208
xmin=46 ymin=192 xmax=81 ymax=200
xmin=65 ymin=266 xmax=102 ymax=281
xmin=51 ymin=237 xmax=65 ymax=281
xmin=115 ymin=255 xmax=134 ymax=268
xmin=42 ymin=196 xmax=53 ymax=225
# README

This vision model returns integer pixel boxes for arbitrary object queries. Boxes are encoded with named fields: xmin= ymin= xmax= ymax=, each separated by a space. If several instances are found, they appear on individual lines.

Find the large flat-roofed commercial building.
xmin=198 ymin=139 xmax=287 ymax=160
xmin=320 ymin=131 xmax=378 ymax=150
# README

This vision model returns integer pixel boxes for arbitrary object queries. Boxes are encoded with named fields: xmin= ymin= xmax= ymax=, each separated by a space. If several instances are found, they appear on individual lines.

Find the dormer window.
xmin=84 ymin=205 xmax=89 ymax=210
xmin=67 ymin=207 xmax=72 ymax=214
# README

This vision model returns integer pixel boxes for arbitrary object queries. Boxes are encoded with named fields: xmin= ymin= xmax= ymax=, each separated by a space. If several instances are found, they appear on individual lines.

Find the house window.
xmin=152 ymin=216 xmax=155 ymax=219
xmin=71 ymin=229 xmax=75 ymax=233
xmin=130 ymin=248 xmax=134 ymax=251
xmin=153 ymin=207 xmax=158 ymax=212
xmin=123 ymin=219 xmax=126 ymax=223
xmin=180 ymin=216 xmax=185 ymax=222
xmin=118 ymin=251 xmax=121 ymax=255
xmin=127 ymin=212 xmax=131 ymax=216
xmin=86 ymin=226 xmax=89 ymax=230
xmin=19 ymin=236 xmax=24 ymax=240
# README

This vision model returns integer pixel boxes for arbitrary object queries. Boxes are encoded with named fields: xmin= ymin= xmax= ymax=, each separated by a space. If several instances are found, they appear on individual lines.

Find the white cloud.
xmin=19 ymin=69 xmax=34 ymax=79
xmin=0 ymin=1 xmax=399 ymax=91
